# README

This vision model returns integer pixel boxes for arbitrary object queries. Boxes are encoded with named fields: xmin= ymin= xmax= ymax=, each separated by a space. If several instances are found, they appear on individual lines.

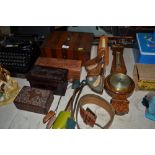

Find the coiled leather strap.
xmin=76 ymin=94 xmax=115 ymax=129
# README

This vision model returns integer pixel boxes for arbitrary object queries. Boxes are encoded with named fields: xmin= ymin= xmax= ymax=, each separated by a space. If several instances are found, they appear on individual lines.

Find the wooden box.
xmin=35 ymin=57 xmax=81 ymax=81
xmin=26 ymin=65 xmax=68 ymax=96
xmin=14 ymin=86 xmax=54 ymax=114
xmin=40 ymin=31 xmax=93 ymax=65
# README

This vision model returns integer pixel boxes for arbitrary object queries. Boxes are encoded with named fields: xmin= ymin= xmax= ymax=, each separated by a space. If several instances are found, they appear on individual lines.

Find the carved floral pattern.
xmin=15 ymin=86 xmax=51 ymax=107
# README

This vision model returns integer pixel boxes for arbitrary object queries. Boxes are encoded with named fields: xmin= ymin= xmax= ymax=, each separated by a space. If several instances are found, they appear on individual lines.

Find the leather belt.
xmin=76 ymin=94 xmax=115 ymax=129
xmin=44 ymin=80 xmax=115 ymax=129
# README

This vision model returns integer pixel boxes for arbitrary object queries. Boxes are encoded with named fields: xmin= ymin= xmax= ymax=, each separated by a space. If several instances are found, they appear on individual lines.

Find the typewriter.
xmin=0 ymin=35 xmax=41 ymax=76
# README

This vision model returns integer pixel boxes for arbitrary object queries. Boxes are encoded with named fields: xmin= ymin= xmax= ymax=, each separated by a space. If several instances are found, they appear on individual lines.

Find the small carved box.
xmin=14 ymin=86 xmax=54 ymax=114
xmin=26 ymin=65 xmax=68 ymax=96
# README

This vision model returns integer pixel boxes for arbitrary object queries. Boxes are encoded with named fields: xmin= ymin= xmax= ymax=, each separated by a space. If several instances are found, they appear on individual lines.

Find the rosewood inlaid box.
xmin=40 ymin=31 xmax=93 ymax=65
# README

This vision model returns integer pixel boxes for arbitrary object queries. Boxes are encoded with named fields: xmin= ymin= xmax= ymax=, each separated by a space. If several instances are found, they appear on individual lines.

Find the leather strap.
xmin=70 ymin=81 xmax=87 ymax=117
xmin=76 ymin=94 xmax=115 ymax=129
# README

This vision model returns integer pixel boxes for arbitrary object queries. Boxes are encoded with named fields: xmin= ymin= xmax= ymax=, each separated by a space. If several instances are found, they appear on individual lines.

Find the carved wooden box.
xmin=14 ymin=86 xmax=54 ymax=114
xmin=26 ymin=65 xmax=68 ymax=96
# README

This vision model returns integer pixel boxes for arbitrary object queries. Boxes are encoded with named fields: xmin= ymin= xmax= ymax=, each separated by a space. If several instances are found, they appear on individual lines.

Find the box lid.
xmin=27 ymin=65 xmax=68 ymax=82
xmin=35 ymin=57 xmax=81 ymax=72
xmin=14 ymin=86 xmax=53 ymax=108
xmin=136 ymin=33 xmax=155 ymax=55
xmin=41 ymin=31 xmax=93 ymax=51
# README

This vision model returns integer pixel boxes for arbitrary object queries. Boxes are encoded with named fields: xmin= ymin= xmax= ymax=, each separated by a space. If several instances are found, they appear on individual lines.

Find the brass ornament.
xmin=0 ymin=65 xmax=19 ymax=106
